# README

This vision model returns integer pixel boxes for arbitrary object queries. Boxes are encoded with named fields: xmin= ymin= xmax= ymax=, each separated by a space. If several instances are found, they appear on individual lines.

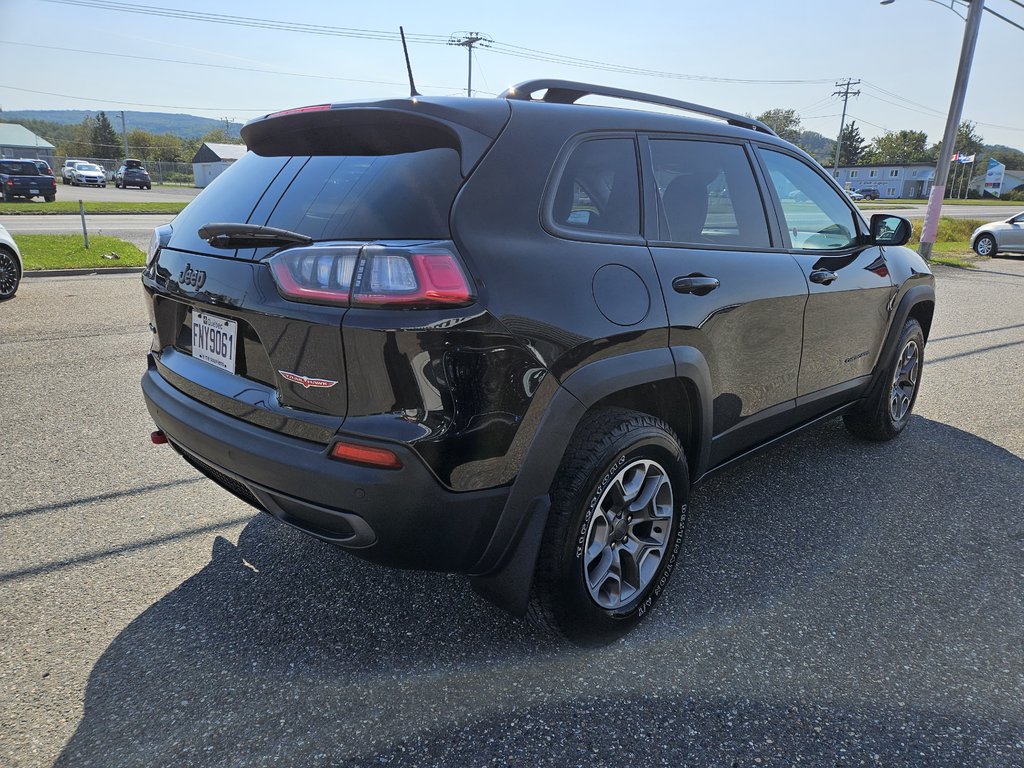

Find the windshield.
xmin=76 ymin=163 xmax=100 ymax=171
xmin=169 ymin=148 xmax=464 ymax=256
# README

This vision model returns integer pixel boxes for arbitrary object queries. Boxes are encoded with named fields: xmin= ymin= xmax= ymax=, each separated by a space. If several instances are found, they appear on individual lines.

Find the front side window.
xmin=549 ymin=138 xmax=640 ymax=237
xmin=761 ymin=149 xmax=858 ymax=251
xmin=650 ymin=139 xmax=770 ymax=248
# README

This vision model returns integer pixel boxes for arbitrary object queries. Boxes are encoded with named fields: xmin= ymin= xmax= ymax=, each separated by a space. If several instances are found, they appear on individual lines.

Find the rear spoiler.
xmin=241 ymin=98 xmax=511 ymax=176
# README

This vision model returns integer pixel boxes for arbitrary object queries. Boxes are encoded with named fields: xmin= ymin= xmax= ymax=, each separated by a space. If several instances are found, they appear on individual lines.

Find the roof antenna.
xmin=400 ymin=26 xmax=421 ymax=98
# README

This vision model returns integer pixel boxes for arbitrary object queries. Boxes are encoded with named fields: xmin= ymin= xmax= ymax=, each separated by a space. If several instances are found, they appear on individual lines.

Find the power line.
xmin=0 ymin=83 xmax=269 ymax=112
xmin=42 ymin=0 xmax=837 ymax=87
xmin=0 ymin=40 xmax=466 ymax=93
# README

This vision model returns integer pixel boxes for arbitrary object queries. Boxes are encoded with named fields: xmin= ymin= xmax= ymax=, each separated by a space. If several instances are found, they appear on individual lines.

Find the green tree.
xmin=57 ymin=115 xmax=97 ymax=158
xmin=756 ymin=108 xmax=802 ymax=144
xmin=795 ymin=130 xmax=835 ymax=165
xmin=932 ymin=120 xmax=984 ymax=162
xmin=91 ymin=111 xmax=122 ymax=159
xmin=863 ymin=129 xmax=931 ymax=164
xmin=199 ymin=128 xmax=243 ymax=145
xmin=836 ymin=121 xmax=866 ymax=166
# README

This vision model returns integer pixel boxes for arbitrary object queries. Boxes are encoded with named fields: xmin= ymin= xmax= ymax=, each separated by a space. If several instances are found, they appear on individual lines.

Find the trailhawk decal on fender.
xmin=278 ymin=370 xmax=338 ymax=389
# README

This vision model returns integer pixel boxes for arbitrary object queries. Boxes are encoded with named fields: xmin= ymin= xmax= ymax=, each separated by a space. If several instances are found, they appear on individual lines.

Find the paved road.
xmin=52 ymin=183 xmax=200 ymax=204
xmin=0 ymin=214 xmax=172 ymax=251
xmin=1 ymin=262 xmax=1023 ymax=766
xmin=866 ymin=202 xmax=1018 ymax=221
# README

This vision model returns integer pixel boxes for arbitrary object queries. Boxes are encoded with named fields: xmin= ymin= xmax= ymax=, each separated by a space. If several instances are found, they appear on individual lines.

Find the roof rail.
xmin=499 ymin=79 xmax=777 ymax=137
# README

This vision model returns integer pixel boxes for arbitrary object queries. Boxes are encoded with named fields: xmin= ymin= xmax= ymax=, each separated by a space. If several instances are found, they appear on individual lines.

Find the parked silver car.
xmin=971 ymin=212 xmax=1024 ymax=257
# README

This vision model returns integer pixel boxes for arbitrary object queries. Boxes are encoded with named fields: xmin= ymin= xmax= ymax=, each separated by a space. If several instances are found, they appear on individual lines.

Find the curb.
xmin=25 ymin=267 xmax=145 ymax=278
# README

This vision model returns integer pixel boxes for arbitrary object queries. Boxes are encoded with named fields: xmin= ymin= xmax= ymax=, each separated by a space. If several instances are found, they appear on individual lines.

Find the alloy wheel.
xmin=889 ymin=339 xmax=920 ymax=422
xmin=583 ymin=458 xmax=673 ymax=610
xmin=0 ymin=249 xmax=20 ymax=298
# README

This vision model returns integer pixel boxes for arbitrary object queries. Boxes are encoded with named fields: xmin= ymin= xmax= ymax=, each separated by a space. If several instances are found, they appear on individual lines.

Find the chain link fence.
xmin=55 ymin=156 xmax=194 ymax=186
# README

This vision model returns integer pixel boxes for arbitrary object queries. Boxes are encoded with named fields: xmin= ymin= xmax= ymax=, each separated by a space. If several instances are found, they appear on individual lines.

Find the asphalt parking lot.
xmin=52 ymin=182 xmax=201 ymax=204
xmin=1 ymin=261 xmax=1022 ymax=766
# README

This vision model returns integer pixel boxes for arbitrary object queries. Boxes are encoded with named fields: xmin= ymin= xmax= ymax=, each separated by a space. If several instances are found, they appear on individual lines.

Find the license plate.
xmin=192 ymin=311 xmax=237 ymax=373
xmin=30 ymin=188 xmax=39 ymax=194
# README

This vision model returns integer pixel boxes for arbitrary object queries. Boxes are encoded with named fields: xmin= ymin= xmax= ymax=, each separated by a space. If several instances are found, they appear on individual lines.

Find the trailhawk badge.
xmin=278 ymin=370 xmax=338 ymax=389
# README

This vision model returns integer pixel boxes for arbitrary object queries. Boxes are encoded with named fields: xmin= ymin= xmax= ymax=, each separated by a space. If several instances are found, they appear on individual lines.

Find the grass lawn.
xmin=0 ymin=201 xmax=186 ymax=215
xmin=17 ymin=234 xmax=145 ymax=270
xmin=906 ymin=216 xmax=985 ymax=268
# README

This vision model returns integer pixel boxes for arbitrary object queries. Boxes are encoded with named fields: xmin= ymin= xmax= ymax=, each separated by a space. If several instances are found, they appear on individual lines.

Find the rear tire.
xmin=44 ymin=194 xmax=54 ymax=203
xmin=844 ymin=318 xmax=924 ymax=441
xmin=528 ymin=408 xmax=689 ymax=645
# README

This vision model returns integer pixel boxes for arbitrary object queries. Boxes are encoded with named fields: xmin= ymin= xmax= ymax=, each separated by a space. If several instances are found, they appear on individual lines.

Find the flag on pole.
xmin=957 ymin=154 xmax=975 ymax=164
xmin=950 ymin=152 xmax=959 ymax=162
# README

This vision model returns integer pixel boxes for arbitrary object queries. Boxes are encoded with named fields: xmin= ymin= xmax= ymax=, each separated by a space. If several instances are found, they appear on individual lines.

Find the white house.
xmin=832 ymin=163 xmax=936 ymax=199
xmin=191 ymin=142 xmax=247 ymax=188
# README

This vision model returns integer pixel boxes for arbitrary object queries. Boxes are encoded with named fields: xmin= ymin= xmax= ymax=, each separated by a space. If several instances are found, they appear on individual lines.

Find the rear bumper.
xmin=142 ymin=362 xmax=509 ymax=572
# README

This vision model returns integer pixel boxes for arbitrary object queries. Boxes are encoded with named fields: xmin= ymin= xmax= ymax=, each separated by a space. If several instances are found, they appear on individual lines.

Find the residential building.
xmin=832 ymin=163 xmax=934 ymax=199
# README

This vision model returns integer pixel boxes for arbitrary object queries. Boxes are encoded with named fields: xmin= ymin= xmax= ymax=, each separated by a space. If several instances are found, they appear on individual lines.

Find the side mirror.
xmin=870 ymin=214 xmax=912 ymax=246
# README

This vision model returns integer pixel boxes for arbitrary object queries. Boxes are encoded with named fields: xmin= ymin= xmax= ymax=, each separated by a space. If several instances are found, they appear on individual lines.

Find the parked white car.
xmin=844 ymin=188 xmax=865 ymax=201
xmin=0 ymin=223 xmax=23 ymax=300
xmin=971 ymin=211 xmax=1024 ymax=257
xmin=67 ymin=162 xmax=106 ymax=187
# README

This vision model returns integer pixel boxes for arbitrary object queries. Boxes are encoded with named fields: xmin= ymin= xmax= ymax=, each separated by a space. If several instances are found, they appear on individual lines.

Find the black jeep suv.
xmin=141 ymin=81 xmax=934 ymax=643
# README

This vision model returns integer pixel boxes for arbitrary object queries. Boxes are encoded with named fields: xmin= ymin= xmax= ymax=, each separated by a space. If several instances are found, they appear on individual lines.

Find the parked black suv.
xmin=141 ymin=81 xmax=934 ymax=643
xmin=856 ymin=187 xmax=881 ymax=200
xmin=115 ymin=159 xmax=152 ymax=189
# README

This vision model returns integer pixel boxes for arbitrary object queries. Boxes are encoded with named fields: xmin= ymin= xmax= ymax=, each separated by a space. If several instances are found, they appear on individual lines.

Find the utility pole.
xmin=919 ymin=0 xmax=984 ymax=259
xmin=831 ymin=78 xmax=861 ymax=175
xmin=448 ymin=32 xmax=492 ymax=97
xmin=119 ymin=110 xmax=129 ymax=159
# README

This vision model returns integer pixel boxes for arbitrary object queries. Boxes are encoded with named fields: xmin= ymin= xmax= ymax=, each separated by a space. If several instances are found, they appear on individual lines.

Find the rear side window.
xmin=0 ymin=161 xmax=39 ymax=175
xmin=649 ymin=139 xmax=770 ymax=248
xmin=266 ymin=149 xmax=461 ymax=240
xmin=549 ymin=138 xmax=641 ymax=238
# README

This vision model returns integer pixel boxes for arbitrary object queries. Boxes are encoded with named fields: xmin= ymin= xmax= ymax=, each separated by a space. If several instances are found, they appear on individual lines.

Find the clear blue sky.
xmin=4 ymin=0 xmax=1023 ymax=149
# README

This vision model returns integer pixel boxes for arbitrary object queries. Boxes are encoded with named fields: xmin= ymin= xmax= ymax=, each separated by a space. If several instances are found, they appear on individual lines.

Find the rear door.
xmin=642 ymin=136 xmax=808 ymax=465
xmin=755 ymin=147 xmax=895 ymax=409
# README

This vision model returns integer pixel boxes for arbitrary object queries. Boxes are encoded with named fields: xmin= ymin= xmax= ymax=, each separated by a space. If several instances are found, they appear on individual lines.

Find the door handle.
xmin=809 ymin=269 xmax=838 ymax=285
xmin=672 ymin=275 xmax=720 ymax=295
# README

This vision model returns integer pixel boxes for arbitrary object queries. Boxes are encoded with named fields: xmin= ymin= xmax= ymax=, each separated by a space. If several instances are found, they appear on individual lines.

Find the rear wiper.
xmin=198 ymin=222 xmax=313 ymax=249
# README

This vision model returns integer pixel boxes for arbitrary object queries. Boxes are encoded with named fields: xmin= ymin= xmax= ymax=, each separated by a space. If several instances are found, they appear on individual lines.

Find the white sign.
xmin=984 ymin=158 xmax=1006 ymax=197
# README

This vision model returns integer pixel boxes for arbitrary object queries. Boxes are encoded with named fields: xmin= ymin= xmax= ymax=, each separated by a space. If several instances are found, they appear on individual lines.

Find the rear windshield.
xmin=0 ymin=161 xmax=39 ymax=175
xmin=168 ymin=148 xmax=462 ymax=254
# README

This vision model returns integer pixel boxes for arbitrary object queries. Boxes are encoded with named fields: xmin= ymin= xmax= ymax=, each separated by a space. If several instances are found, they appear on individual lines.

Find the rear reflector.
xmin=150 ymin=430 xmax=168 ymax=445
xmin=330 ymin=441 xmax=402 ymax=469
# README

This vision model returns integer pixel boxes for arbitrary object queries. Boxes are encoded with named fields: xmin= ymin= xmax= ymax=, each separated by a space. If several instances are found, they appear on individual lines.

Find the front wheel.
xmin=844 ymin=318 xmax=924 ymax=441
xmin=528 ymin=408 xmax=689 ymax=645
xmin=0 ymin=246 xmax=21 ymax=300
xmin=973 ymin=234 xmax=997 ymax=257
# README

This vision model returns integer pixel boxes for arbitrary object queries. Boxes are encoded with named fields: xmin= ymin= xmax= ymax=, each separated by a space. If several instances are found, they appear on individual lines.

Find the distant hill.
xmin=0 ymin=110 xmax=242 ymax=139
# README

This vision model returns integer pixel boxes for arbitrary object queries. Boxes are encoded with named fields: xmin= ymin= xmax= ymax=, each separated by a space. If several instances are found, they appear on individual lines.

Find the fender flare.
xmin=863 ymin=283 xmax=935 ymax=403
xmin=469 ymin=345 xmax=713 ymax=615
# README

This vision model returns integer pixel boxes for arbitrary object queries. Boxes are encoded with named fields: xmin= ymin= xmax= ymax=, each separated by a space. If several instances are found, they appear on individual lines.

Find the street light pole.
xmin=918 ymin=0 xmax=984 ymax=260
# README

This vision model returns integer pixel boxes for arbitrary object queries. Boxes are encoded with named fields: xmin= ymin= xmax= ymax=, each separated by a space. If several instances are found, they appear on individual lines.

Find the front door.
xmin=756 ymin=148 xmax=895 ymax=408
xmin=643 ymin=137 xmax=808 ymax=465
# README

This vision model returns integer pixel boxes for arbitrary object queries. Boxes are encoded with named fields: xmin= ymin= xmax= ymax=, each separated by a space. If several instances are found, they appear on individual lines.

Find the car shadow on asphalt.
xmin=54 ymin=417 xmax=1024 ymax=766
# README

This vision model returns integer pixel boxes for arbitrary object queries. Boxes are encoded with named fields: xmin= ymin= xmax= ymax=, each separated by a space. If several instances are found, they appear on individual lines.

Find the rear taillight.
xmin=267 ymin=242 xmax=475 ymax=309
xmin=147 ymin=224 xmax=172 ymax=267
